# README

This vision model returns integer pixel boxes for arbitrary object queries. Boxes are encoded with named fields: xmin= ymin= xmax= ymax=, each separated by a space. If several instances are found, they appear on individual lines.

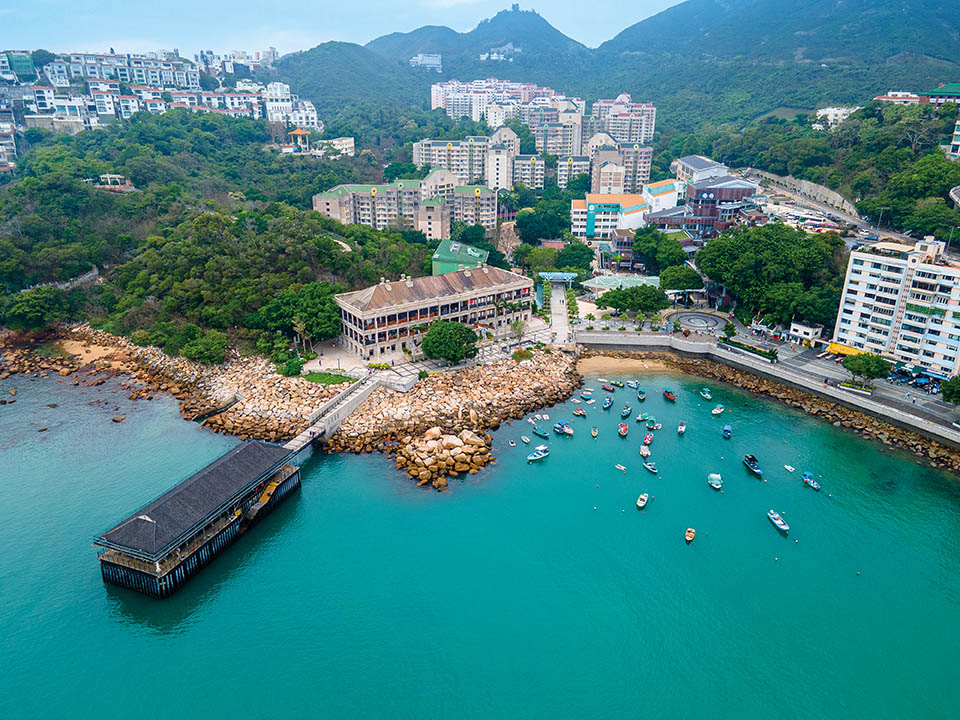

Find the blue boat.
xmin=802 ymin=471 xmax=822 ymax=491
xmin=602 ymin=397 xmax=614 ymax=410
xmin=743 ymin=454 xmax=763 ymax=477
xmin=722 ymin=424 xmax=732 ymax=439
xmin=637 ymin=388 xmax=646 ymax=401
xmin=532 ymin=427 xmax=549 ymax=439
xmin=553 ymin=421 xmax=574 ymax=436
xmin=621 ymin=404 xmax=632 ymax=418
xmin=527 ymin=446 xmax=550 ymax=463
xmin=700 ymin=388 xmax=712 ymax=400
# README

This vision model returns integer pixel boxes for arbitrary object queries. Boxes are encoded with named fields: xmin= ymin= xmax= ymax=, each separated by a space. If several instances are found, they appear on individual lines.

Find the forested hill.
xmin=0 ymin=111 xmax=487 ymax=360
xmin=285 ymin=2 xmax=960 ymax=131
xmin=599 ymin=0 xmax=960 ymax=65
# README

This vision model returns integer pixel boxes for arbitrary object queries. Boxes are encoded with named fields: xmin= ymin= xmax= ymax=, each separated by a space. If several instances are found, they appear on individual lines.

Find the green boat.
xmin=646 ymin=417 xmax=658 ymax=430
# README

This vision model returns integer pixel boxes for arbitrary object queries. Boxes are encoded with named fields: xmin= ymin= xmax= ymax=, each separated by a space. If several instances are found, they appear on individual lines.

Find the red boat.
xmin=602 ymin=384 xmax=615 ymax=392
xmin=643 ymin=433 xmax=654 ymax=445
xmin=618 ymin=423 xmax=629 ymax=437
xmin=663 ymin=388 xmax=677 ymax=402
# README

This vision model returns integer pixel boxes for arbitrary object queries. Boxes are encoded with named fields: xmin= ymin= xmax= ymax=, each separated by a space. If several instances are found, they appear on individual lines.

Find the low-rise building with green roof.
xmin=432 ymin=238 xmax=489 ymax=275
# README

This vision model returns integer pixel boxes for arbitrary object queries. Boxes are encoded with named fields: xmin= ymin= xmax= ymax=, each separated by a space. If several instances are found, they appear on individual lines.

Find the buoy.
xmin=594 ymin=506 xmax=597 ymax=510
xmin=794 ymin=539 xmax=798 ymax=543
xmin=857 ymin=571 xmax=861 ymax=576
xmin=775 ymin=557 xmax=779 ymax=561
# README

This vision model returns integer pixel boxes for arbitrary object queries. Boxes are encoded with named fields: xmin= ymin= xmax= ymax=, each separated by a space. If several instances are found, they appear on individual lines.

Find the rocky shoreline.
xmin=326 ymin=350 xmax=581 ymax=490
xmin=0 ymin=324 xmax=352 ymax=442
xmin=580 ymin=349 xmax=960 ymax=474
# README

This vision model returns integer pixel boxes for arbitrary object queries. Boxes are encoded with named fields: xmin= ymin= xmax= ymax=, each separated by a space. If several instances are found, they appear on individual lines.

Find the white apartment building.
xmin=45 ymin=53 xmax=200 ymax=88
xmin=534 ymin=122 xmax=582 ymax=156
xmin=590 ymin=93 xmax=656 ymax=144
xmin=409 ymin=53 xmax=442 ymax=72
xmin=485 ymin=101 xmax=517 ymax=128
xmin=412 ymin=136 xmax=491 ymax=185
xmin=833 ymin=239 xmax=960 ymax=378
xmin=485 ymin=145 xmax=515 ymax=191
xmin=557 ymin=156 xmax=590 ymax=189
xmin=263 ymin=81 xmax=321 ymax=129
xmin=512 ymin=154 xmax=545 ymax=190
xmin=431 ymin=78 xmax=556 ymax=116
xmin=594 ymin=161 xmax=625 ymax=194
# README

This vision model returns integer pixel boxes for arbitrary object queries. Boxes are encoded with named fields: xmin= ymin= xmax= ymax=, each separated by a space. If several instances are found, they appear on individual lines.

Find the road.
xmin=741 ymin=169 xmax=918 ymax=245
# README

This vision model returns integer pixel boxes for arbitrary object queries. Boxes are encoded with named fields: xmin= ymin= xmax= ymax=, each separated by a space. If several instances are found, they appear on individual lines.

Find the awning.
xmin=894 ymin=361 xmax=907 ymax=369
xmin=921 ymin=369 xmax=949 ymax=381
xmin=826 ymin=343 xmax=865 ymax=356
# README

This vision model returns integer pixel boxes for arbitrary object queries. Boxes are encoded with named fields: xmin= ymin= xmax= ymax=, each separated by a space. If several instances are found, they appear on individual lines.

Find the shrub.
xmin=512 ymin=348 xmax=534 ymax=362
xmin=418 ymin=370 xmax=429 ymax=380
xmin=181 ymin=329 xmax=229 ymax=364
xmin=130 ymin=330 xmax=151 ymax=346
xmin=279 ymin=356 xmax=304 ymax=376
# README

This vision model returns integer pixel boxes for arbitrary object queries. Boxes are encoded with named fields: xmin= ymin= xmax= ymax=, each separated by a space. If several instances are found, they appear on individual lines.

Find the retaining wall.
xmin=576 ymin=332 xmax=960 ymax=449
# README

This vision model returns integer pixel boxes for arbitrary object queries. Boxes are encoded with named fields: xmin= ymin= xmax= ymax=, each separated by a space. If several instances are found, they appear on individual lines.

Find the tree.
xmin=841 ymin=353 xmax=889 ymax=383
xmin=31 ymin=49 xmax=57 ymax=70
xmin=511 ymin=319 xmax=525 ymax=339
xmin=630 ymin=227 xmax=687 ymax=274
xmin=941 ymin=376 xmax=960 ymax=405
xmin=527 ymin=247 xmax=558 ymax=272
xmin=659 ymin=265 xmax=704 ymax=290
xmin=181 ymin=329 xmax=229 ymax=364
xmin=556 ymin=241 xmax=594 ymax=270
xmin=4 ymin=287 xmax=68 ymax=331
xmin=596 ymin=285 xmax=669 ymax=314
xmin=421 ymin=321 xmax=478 ymax=364
xmin=723 ymin=322 xmax=737 ymax=338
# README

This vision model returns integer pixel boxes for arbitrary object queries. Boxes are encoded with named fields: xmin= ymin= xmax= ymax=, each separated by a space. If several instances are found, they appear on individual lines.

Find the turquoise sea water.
xmin=1 ymin=371 xmax=958 ymax=719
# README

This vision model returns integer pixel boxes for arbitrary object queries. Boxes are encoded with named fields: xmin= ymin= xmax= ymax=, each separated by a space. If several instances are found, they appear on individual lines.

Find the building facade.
xmin=557 ymin=156 xmax=590 ymax=189
xmin=412 ymin=137 xmax=490 ymax=185
xmin=570 ymin=193 xmax=649 ymax=240
xmin=833 ymin=239 xmax=960 ymax=378
xmin=334 ymin=267 xmax=533 ymax=361
xmin=512 ymin=154 xmax=545 ymax=190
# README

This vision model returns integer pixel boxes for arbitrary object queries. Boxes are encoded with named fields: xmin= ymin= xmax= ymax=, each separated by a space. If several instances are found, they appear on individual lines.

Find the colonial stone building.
xmin=334 ymin=267 xmax=533 ymax=362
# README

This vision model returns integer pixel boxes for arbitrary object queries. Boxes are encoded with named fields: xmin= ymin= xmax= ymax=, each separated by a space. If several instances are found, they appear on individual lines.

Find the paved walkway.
xmin=549 ymin=282 xmax=571 ymax=343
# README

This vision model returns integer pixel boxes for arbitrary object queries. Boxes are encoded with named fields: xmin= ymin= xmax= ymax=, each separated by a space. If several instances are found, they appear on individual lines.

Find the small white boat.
xmin=526 ymin=418 xmax=537 ymax=425
xmin=707 ymin=473 xmax=723 ymax=490
xmin=509 ymin=440 xmax=516 ymax=447
xmin=527 ymin=446 xmax=550 ymax=463
xmin=784 ymin=465 xmax=795 ymax=472
xmin=678 ymin=421 xmax=686 ymax=435
xmin=597 ymin=378 xmax=609 ymax=383
xmin=654 ymin=423 xmax=662 ymax=430
xmin=571 ymin=397 xmax=582 ymax=404
xmin=768 ymin=509 xmax=790 ymax=533
xmin=615 ymin=464 xmax=627 ymax=472
xmin=711 ymin=404 xmax=725 ymax=416
xmin=585 ymin=399 xmax=595 ymax=404
xmin=535 ymin=414 xmax=543 ymax=420
xmin=636 ymin=493 xmax=649 ymax=509
xmin=521 ymin=435 xmax=531 ymax=444
xmin=626 ymin=380 xmax=639 ymax=389
xmin=643 ymin=461 xmax=658 ymax=474
xmin=542 ymin=413 xmax=550 ymax=420
xmin=639 ymin=445 xmax=651 ymax=458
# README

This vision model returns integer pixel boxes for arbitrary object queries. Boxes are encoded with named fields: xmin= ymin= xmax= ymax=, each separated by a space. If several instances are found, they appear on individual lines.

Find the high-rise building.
xmin=412 ymin=137 xmax=491 ymax=185
xmin=590 ymin=93 xmax=656 ymax=144
xmin=512 ymin=154 xmax=545 ymax=190
xmin=833 ymin=239 xmax=960 ymax=378
xmin=557 ymin=156 xmax=590 ymax=189
xmin=534 ymin=122 xmax=582 ymax=156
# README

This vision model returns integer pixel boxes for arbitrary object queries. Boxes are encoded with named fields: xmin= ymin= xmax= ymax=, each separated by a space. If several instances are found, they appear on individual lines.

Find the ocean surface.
xmin=1 ymin=370 xmax=958 ymax=719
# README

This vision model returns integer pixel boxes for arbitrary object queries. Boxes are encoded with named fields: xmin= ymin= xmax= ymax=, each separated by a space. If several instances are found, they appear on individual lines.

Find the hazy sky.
xmin=1 ymin=1 xmax=680 ymax=56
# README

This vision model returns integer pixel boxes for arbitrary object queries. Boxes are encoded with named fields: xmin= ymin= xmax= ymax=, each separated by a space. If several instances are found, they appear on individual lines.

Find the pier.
xmin=94 ymin=440 xmax=301 ymax=598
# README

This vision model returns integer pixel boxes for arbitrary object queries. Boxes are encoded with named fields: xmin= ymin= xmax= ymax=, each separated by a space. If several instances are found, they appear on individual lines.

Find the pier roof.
xmin=96 ymin=440 xmax=289 ymax=560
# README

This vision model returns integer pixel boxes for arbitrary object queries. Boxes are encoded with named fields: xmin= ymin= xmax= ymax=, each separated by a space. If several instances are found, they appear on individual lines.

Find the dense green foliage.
xmin=659 ymin=265 xmax=704 ymax=291
xmin=842 ymin=353 xmax=890 ymax=382
xmin=940 ymin=376 xmax=960 ymax=405
xmin=3 ymin=286 xmax=69 ymax=331
xmin=181 ymin=329 xmax=229 ymax=364
xmin=630 ymin=228 xmax=688 ymax=275
xmin=696 ymin=224 xmax=846 ymax=327
xmin=0 ymin=112 xmax=451 ymax=361
xmin=596 ymin=285 xmax=670 ymax=314
xmin=556 ymin=241 xmax=594 ymax=271
xmin=421 ymin=320 xmax=479 ymax=363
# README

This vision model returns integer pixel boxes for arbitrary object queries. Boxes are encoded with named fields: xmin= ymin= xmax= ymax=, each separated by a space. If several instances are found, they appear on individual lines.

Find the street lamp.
xmin=948 ymin=226 xmax=958 ymax=252
xmin=876 ymin=206 xmax=890 ymax=232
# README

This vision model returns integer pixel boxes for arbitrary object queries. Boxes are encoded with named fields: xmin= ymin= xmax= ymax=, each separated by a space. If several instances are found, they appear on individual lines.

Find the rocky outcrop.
xmin=326 ymin=350 xmax=580 ymax=489
xmin=1 ymin=325 xmax=351 ymax=441
xmin=580 ymin=349 xmax=960 ymax=474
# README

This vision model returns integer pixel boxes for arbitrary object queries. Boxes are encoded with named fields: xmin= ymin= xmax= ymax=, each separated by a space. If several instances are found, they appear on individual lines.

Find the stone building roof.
xmin=336 ymin=266 xmax=530 ymax=313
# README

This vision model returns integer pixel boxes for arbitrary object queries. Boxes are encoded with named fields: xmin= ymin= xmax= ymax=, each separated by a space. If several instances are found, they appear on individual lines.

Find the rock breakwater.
xmin=580 ymin=349 xmax=960 ymax=474
xmin=327 ymin=350 xmax=580 ymax=490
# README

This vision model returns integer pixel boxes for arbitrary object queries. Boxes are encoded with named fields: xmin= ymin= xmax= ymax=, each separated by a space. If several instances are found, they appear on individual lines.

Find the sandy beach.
xmin=58 ymin=339 xmax=127 ymax=368
xmin=577 ymin=356 xmax=673 ymax=375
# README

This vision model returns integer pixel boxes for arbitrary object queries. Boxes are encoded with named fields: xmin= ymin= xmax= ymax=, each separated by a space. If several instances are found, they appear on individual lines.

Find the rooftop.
xmin=689 ymin=175 xmax=759 ymax=191
xmin=336 ymin=266 xmax=530 ymax=312
xmin=96 ymin=440 xmax=290 ymax=560
xmin=923 ymin=83 xmax=960 ymax=96
xmin=583 ymin=275 xmax=661 ymax=291
xmin=677 ymin=155 xmax=724 ymax=171
xmin=432 ymin=238 xmax=489 ymax=266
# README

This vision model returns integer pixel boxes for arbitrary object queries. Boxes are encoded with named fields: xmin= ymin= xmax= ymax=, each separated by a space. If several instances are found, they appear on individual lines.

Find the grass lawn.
xmin=303 ymin=371 xmax=353 ymax=385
